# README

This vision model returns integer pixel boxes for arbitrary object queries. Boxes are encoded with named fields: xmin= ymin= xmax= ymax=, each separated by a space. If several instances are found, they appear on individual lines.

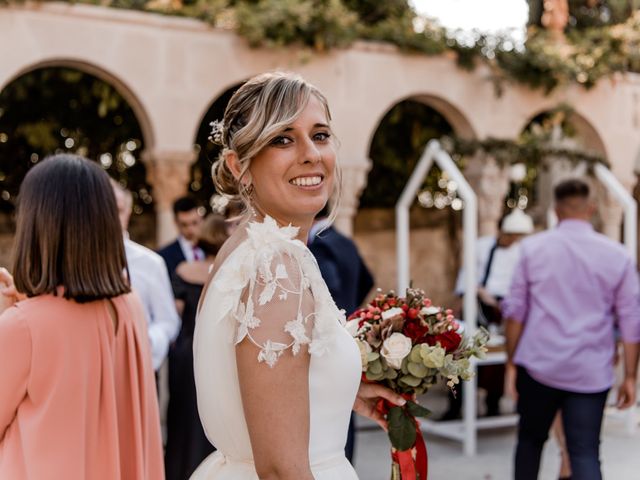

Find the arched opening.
xmin=0 ymin=66 xmax=153 ymax=249
xmin=517 ymin=108 xmax=608 ymax=226
xmin=191 ymin=82 xmax=244 ymax=212
xmin=356 ymin=97 xmax=475 ymax=305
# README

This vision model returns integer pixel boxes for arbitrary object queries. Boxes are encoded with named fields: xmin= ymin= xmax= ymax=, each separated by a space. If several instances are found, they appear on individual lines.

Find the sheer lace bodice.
xmin=191 ymin=217 xmax=361 ymax=479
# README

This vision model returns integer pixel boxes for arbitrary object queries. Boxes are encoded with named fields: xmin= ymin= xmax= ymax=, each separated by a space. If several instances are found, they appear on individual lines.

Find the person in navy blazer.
xmin=308 ymin=206 xmax=374 ymax=463
xmin=158 ymin=197 xmax=205 ymax=274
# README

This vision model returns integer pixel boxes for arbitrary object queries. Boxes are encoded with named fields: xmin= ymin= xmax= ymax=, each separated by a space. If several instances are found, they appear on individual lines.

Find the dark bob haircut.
xmin=13 ymin=154 xmax=130 ymax=303
xmin=554 ymin=178 xmax=590 ymax=202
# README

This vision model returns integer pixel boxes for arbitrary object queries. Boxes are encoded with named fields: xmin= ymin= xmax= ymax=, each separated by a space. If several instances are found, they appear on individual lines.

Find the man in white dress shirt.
xmin=454 ymin=208 xmax=534 ymax=312
xmin=111 ymin=181 xmax=181 ymax=371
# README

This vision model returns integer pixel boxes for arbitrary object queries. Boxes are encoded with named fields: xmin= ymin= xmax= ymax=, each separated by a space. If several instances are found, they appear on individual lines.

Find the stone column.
xmin=142 ymin=149 xmax=197 ymax=247
xmin=535 ymin=156 xmax=587 ymax=227
xmin=464 ymin=152 xmax=510 ymax=237
xmin=334 ymin=160 xmax=372 ymax=237
xmin=596 ymin=186 xmax=624 ymax=241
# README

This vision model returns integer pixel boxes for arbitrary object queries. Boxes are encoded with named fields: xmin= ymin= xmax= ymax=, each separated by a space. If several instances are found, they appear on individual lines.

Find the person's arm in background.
xmin=146 ymin=257 xmax=181 ymax=370
xmin=612 ymin=259 xmax=640 ymax=409
xmin=502 ymin=251 xmax=530 ymax=363
xmin=501 ymin=252 xmax=530 ymax=400
xmin=0 ymin=268 xmax=30 ymax=440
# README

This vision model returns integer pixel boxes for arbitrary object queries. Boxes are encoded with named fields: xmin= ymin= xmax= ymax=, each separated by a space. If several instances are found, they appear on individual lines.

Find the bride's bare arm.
xmin=235 ymin=251 xmax=315 ymax=480
xmin=237 ymin=340 xmax=314 ymax=480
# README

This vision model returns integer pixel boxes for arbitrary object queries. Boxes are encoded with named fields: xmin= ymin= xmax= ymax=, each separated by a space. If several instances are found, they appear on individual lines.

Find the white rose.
xmin=345 ymin=319 xmax=360 ymax=337
xmin=381 ymin=332 xmax=412 ymax=369
xmin=381 ymin=307 xmax=404 ymax=321
xmin=421 ymin=306 xmax=440 ymax=316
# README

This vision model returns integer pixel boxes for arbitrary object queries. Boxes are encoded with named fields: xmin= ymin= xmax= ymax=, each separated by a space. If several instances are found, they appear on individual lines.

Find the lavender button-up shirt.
xmin=502 ymin=219 xmax=640 ymax=393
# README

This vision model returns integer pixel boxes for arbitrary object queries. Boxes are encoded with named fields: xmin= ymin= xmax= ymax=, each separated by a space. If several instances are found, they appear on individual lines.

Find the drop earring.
xmin=243 ymin=183 xmax=257 ymax=217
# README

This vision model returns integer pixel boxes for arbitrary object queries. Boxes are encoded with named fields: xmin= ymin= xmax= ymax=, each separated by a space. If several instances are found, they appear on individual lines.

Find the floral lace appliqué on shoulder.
xmin=211 ymin=216 xmax=343 ymax=368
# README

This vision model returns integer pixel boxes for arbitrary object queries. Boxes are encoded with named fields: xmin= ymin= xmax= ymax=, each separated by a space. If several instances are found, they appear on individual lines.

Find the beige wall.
xmin=3 ymin=4 xmax=640 ymax=173
xmin=2 ymin=2 xmax=640 ymax=286
xmin=354 ymin=208 xmax=461 ymax=308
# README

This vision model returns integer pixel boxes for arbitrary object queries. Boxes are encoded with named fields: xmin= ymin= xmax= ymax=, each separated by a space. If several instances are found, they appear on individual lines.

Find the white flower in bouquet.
xmin=381 ymin=307 xmax=404 ymax=320
xmin=381 ymin=332 xmax=412 ymax=369
xmin=345 ymin=319 xmax=360 ymax=337
xmin=421 ymin=306 xmax=441 ymax=316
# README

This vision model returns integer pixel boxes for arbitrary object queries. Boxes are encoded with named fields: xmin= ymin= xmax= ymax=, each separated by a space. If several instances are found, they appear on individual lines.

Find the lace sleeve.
xmin=234 ymin=249 xmax=315 ymax=367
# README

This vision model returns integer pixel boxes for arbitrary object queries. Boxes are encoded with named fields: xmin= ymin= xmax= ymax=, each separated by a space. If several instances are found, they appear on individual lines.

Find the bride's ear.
xmin=224 ymin=150 xmax=243 ymax=181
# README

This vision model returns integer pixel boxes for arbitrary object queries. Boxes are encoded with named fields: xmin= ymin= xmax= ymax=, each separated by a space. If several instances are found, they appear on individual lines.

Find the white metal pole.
xmin=395 ymin=140 xmax=480 ymax=454
xmin=396 ymin=140 xmax=438 ymax=294
xmin=435 ymin=150 xmax=478 ymax=456
xmin=593 ymin=164 xmax=638 ymax=435
xmin=594 ymin=164 xmax=637 ymax=259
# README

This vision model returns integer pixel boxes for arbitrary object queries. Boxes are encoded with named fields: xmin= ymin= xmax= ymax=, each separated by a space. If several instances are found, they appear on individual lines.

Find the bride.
xmin=191 ymin=72 xmax=406 ymax=480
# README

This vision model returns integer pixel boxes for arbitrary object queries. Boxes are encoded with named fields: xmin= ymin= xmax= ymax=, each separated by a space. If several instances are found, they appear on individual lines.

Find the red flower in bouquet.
xmin=426 ymin=330 xmax=462 ymax=352
xmin=402 ymin=320 xmax=430 ymax=344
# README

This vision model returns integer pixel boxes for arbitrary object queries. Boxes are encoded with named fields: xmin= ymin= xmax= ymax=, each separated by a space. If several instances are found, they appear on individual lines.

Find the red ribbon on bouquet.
xmin=377 ymin=396 xmax=428 ymax=480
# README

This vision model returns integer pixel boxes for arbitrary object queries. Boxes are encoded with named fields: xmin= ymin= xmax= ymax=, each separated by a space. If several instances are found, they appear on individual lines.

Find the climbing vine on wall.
xmin=5 ymin=0 xmax=640 ymax=94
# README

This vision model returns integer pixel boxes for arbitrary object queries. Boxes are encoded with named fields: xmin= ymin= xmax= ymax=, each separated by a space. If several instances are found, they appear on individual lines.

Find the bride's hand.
xmin=353 ymin=382 xmax=406 ymax=432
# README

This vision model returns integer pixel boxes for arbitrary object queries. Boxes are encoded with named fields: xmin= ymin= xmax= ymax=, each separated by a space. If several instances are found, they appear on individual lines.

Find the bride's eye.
xmin=313 ymin=132 xmax=331 ymax=142
xmin=270 ymin=136 xmax=293 ymax=146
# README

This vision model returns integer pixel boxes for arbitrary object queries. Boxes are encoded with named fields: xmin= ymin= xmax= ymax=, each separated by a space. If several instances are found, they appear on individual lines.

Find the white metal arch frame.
xmin=395 ymin=139 xmax=483 ymax=455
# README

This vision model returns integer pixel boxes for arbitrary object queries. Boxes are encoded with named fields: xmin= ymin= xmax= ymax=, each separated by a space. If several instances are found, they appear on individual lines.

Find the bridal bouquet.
xmin=347 ymin=288 xmax=488 ymax=480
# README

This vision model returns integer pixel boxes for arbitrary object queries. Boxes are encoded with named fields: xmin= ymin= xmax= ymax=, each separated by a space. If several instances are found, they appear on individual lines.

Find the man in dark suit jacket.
xmin=158 ymin=196 xmax=205 ymax=274
xmin=308 ymin=208 xmax=374 ymax=463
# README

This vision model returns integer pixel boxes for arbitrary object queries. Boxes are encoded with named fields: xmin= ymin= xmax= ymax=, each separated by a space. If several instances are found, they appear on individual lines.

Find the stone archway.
xmin=189 ymin=81 xmax=245 ymax=212
xmin=2 ymin=58 xmax=155 ymax=151
xmin=520 ymin=107 xmax=620 ymax=237
xmin=0 ymin=64 xmax=156 ymax=260
xmin=355 ymin=95 xmax=476 ymax=304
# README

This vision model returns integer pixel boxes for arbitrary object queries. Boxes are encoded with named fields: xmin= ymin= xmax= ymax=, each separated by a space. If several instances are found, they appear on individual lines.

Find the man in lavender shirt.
xmin=503 ymin=178 xmax=640 ymax=480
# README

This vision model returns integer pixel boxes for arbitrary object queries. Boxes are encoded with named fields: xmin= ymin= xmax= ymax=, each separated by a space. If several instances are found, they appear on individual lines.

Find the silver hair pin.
xmin=208 ymin=120 xmax=225 ymax=146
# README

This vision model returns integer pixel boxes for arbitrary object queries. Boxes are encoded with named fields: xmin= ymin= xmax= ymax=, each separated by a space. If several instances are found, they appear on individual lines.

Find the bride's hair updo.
xmin=211 ymin=71 xmax=340 ymax=216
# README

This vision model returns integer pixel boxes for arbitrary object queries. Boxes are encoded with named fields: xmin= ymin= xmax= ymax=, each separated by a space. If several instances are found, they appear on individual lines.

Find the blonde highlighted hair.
xmin=211 ymin=71 xmax=341 ymax=221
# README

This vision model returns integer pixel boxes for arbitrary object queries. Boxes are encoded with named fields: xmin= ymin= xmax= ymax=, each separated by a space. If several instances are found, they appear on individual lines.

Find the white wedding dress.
xmin=191 ymin=217 xmax=361 ymax=479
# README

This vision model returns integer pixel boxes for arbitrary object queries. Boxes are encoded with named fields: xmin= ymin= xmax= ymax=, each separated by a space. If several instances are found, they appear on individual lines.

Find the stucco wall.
xmin=2 ymin=3 xmax=640 ymax=289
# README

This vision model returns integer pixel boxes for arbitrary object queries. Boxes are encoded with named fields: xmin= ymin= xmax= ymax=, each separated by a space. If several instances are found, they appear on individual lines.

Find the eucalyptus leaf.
xmin=407 ymin=361 xmax=429 ymax=379
xmin=409 ymin=345 xmax=422 ymax=363
xmin=400 ymin=357 xmax=410 ymax=375
xmin=367 ymin=352 xmax=380 ymax=363
xmin=365 ymin=370 xmax=384 ymax=381
xmin=399 ymin=374 xmax=421 ymax=388
xmin=405 ymin=400 xmax=431 ymax=419
xmin=384 ymin=368 xmax=398 ymax=380
xmin=369 ymin=359 xmax=383 ymax=375
xmin=387 ymin=406 xmax=417 ymax=451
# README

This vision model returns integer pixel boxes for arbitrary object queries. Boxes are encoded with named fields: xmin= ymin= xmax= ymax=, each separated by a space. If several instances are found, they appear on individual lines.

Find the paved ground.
xmin=353 ymin=388 xmax=640 ymax=480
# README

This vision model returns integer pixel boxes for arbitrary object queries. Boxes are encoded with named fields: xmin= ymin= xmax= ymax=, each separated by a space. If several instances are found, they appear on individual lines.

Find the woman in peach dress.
xmin=0 ymin=154 xmax=164 ymax=479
